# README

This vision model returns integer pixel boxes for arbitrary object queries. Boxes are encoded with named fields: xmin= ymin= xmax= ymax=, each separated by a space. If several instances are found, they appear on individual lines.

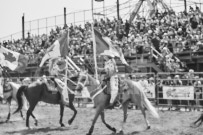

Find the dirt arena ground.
xmin=0 ymin=103 xmax=203 ymax=135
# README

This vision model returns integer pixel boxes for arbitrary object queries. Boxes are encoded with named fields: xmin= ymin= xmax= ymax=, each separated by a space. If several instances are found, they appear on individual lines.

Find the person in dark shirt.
xmin=151 ymin=34 xmax=161 ymax=52
xmin=190 ymin=15 xmax=198 ymax=29
xmin=124 ymin=20 xmax=130 ymax=37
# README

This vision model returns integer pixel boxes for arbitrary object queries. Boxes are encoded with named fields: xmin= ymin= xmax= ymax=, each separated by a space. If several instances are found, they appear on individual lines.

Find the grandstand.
xmin=0 ymin=0 xmax=203 ymax=78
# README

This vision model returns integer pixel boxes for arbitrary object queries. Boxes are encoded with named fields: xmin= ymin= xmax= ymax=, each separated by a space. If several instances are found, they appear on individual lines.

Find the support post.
xmin=184 ymin=0 xmax=187 ymax=13
xmin=22 ymin=14 xmax=25 ymax=40
xmin=117 ymin=0 xmax=120 ymax=20
xmin=64 ymin=7 xmax=67 ymax=26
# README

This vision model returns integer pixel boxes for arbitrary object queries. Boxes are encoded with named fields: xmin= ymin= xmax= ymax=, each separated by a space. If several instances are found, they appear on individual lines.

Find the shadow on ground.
xmin=6 ymin=127 xmax=70 ymax=135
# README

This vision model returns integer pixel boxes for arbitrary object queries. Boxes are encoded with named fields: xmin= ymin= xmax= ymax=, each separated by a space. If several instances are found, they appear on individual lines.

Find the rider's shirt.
xmin=104 ymin=59 xmax=117 ymax=78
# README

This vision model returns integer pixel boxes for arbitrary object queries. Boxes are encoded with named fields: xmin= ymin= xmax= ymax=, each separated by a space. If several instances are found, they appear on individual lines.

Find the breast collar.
xmin=3 ymin=83 xmax=13 ymax=93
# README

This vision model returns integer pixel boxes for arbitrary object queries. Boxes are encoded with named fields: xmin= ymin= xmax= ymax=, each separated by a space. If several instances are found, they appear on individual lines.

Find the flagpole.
xmin=64 ymin=27 xmax=69 ymax=92
xmin=91 ymin=24 xmax=98 ymax=80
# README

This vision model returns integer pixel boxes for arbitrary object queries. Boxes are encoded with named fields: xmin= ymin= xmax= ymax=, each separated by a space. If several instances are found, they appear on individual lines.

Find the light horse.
xmin=14 ymin=76 xmax=78 ymax=128
xmin=118 ymin=76 xmax=160 ymax=133
xmin=76 ymin=73 xmax=159 ymax=135
xmin=1 ymin=78 xmax=28 ymax=122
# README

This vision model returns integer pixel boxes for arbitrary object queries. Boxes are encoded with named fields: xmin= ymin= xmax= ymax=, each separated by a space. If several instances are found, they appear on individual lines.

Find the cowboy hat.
xmin=100 ymin=50 xmax=115 ymax=58
xmin=23 ymin=77 xmax=30 ymax=81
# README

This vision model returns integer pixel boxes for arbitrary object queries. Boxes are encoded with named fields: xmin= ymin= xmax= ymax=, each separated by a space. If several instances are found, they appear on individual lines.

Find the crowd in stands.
xmin=0 ymin=5 xmax=203 ymax=72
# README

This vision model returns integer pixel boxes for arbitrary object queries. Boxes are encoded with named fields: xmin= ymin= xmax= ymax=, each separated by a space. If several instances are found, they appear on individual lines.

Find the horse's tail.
xmin=142 ymin=91 xmax=159 ymax=119
xmin=13 ymin=86 xmax=27 ymax=114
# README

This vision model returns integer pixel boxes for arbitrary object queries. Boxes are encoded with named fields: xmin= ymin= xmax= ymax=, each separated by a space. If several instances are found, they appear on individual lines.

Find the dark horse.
xmin=14 ymin=76 xmax=78 ymax=128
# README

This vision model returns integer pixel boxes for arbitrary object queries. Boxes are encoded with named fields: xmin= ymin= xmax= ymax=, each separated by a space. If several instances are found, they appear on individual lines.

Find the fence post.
xmin=84 ymin=10 xmax=86 ymax=26
xmin=73 ymin=12 xmax=75 ymax=26
xmin=46 ymin=18 xmax=48 ymax=36
xmin=64 ymin=7 xmax=67 ymax=26
xmin=37 ymin=19 xmax=39 ymax=36
xmin=22 ymin=14 xmax=25 ymax=40
xmin=29 ymin=21 xmax=31 ymax=33
xmin=55 ymin=16 xmax=57 ymax=27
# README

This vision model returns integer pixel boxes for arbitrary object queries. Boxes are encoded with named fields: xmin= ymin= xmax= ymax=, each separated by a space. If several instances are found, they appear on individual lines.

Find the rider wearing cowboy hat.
xmin=98 ymin=50 xmax=119 ymax=108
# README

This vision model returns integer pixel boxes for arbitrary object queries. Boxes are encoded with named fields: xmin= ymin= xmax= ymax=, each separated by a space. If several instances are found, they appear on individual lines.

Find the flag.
xmin=94 ymin=28 xmax=109 ymax=54
xmin=39 ymin=30 xmax=69 ymax=67
xmin=94 ymin=28 xmax=128 ymax=66
xmin=0 ymin=46 xmax=28 ymax=72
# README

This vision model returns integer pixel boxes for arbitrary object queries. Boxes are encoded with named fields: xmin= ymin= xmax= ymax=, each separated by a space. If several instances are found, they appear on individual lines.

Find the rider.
xmin=50 ymin=58 xmax=70 ymax=106
xmin=98 ymin=50 xmax=118 ymax=107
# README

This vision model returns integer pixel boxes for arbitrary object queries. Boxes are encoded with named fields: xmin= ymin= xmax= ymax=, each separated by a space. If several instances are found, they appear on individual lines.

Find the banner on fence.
xmin=163 ymin=86 xmax=194 ymax=100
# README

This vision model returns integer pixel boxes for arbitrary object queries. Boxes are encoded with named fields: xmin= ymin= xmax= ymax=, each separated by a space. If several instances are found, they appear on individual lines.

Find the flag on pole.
xmin=93 ymin=28 xmax=128 ymax=66
xmin=39 ymin=30 xmax=69 ymax=67
xmin=0 ymin=46 xmax=29 ymax=72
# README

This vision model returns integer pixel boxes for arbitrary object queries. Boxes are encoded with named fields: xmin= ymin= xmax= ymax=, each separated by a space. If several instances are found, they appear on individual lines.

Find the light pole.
xmin=92 ymin=0 xmax=94 ymax=21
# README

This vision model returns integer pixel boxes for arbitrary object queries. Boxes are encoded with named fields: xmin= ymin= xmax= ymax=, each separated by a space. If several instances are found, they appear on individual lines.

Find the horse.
xmin=1 ymin=78 xmax=28 ymax=122
xmin=76 ymin=73 xmax=159 ymax=135
xmin=118 ymin=77 xmax=160 ymax=133
xmin=14 ymin=76 xmax=78 ymax=129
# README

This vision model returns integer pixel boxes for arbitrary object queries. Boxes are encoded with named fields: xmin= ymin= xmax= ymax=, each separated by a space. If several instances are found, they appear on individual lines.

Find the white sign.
xmin=163 ymin=86 xmax=194 ymax=100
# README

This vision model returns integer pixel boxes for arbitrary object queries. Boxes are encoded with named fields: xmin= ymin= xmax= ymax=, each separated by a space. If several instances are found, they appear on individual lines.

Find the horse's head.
xmin=76 ymin=71 xmax=99 ymax=92
xmin=75 ymin=71 xmax=89 ymax=92
xmin=2 ymin=78 xmax=11 ymax=91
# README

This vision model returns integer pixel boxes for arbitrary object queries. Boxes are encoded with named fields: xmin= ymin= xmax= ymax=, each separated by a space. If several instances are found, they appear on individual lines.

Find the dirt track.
xmin=0 ymin=103 xmax=203 ymax=135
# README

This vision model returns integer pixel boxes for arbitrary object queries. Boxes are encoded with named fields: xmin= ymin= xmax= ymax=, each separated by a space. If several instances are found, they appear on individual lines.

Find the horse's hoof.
xmin=27 ymin=127 xmax=33 ymax=130
xmin=147 ymin=126 xmax=151 ymax=130
xmin=61 ymin=123 xmax=65 ymax=127
xmin=118 ymin=130 xmax=124 ymax=135
xmin=68 ymin=120 xmax=72 ymax=125
xmin=5 ymin=119 xmax=9 ymax=123
xmin=34 ymin=122 xmax=38 ymax=126
xmin=112 ymin=127 xmax=116 ymax=133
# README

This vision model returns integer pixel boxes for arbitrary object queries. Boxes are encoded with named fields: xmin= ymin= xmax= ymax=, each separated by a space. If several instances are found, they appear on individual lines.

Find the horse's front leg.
xmin=119 ymin=100 xmax=129 ymax=134
xmin=86 ymin=106 xmax=102 ymax=135
xmin=67 ymin=94 xmax=77 ymax=125
xmin=6 ymin=98 xmax=12 ymax=122
xmin=59 ymin=104 xmax=65 ymax=127
xmin=100 ymin=110 xmax=116 ymax=133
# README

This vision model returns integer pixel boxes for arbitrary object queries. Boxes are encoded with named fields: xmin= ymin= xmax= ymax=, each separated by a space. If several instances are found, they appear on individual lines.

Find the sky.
xmin=0 ymin=0 xmax=202 ymax=41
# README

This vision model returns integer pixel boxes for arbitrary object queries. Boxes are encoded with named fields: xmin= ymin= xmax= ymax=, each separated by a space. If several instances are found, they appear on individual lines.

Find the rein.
xmin=78 ymin=73 xmax=108 ymax=99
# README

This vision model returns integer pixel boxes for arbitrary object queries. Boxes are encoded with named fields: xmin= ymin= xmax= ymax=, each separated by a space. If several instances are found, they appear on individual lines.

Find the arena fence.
xmin=1 ymin=72 xmax=203 ymax=110
xmin=156 ymin=72 xmax=203 ymax=110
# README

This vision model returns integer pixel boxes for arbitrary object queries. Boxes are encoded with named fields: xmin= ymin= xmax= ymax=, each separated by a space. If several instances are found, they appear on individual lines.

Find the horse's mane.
xmin=86 ymin=74 xmax=99 ymax=86
xmin=8 ymin=82 xmax=21 ymax=89
xmin=28 ymin=81 xmax=43 ymax=88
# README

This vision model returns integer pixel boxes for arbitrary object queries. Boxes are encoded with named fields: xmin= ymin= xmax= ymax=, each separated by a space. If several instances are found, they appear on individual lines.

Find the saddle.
xmin=46 ymin=79 xmax=58 ymax=94
xmin=101 ymin=77 xmax=111 ymax=95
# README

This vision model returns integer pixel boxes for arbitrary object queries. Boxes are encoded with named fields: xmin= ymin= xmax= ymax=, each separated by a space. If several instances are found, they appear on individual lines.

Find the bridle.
xmin=76 ymin=71 xmax=88 ymax=90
